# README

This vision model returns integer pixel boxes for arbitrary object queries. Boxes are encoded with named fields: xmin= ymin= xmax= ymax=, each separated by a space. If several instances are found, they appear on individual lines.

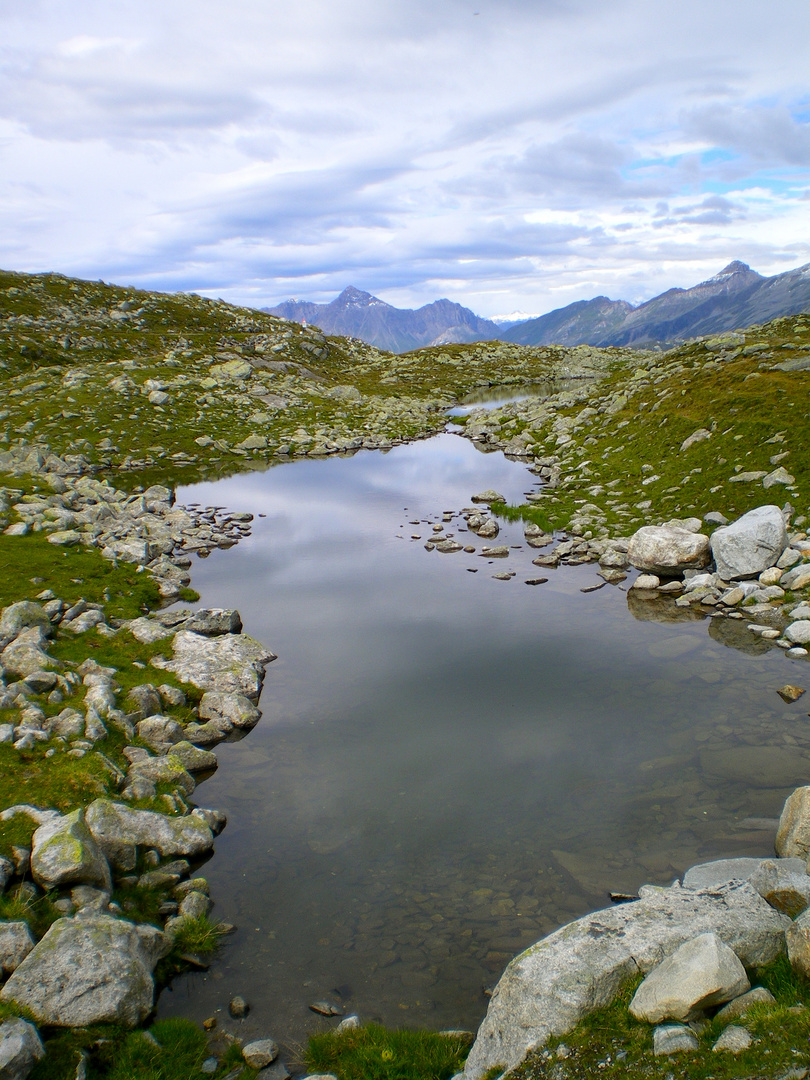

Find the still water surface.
xmin=158 ymin=434 xmax=809 ymax=1049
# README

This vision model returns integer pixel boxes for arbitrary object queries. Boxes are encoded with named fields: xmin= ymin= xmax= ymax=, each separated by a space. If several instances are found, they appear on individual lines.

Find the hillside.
xmin=265 ymin=286 xmax=501 ymax=353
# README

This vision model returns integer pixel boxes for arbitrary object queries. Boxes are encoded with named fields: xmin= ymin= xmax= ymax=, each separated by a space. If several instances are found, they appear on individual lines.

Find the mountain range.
xmin=265 ymin=261 xmax=810 ymax=353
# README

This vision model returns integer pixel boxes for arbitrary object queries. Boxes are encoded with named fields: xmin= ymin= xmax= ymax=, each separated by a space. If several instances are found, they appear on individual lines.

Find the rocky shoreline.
xmin=0 ymin=442 xmax=283 ymax=1077
xmin=2 ymin=394 xmax=810 ymax=1076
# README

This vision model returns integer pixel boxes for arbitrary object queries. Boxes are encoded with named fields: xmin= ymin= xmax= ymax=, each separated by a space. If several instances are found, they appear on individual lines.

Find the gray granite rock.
xmin=749 ymin=858 xmax=810 ymax=917
xmin=184 ymin=609 xmax=243 ymax=636
xmin=85 ymin=799 xmax=214 ymax=869
xmin=30 ymin=809 xmax=111 ymax=892
xmin=682 ymin=858 xmax=765 ymax=890
xmin=462 ymin=881 xmax=788 ymax=1079
xmin=776 ymin=786 xmax=810 ymax=859
xmin=652 ymin=1024 xmax=698 ymax=1056
xmin=715 ymin=986 xmax=776 ymax=1023
xmin=198 ymin=691 xmax=261 ymax=730
xmin=627 ymin=526 xmax=710 ymax=576
xmin=710 ymin=505 xmax=788 ymax=580
xmin=629 ymin=933 xmax=749 ymax=1023
xmin=0 ymin=922 xmax=35 ymax=977
xmin=0 ymin=1017 xmax=44 ymax=1079
xmin=151 ymin=630 xmax=274 ymax=703
xmin=0 ymin=914 xmax=168 ymax=1027
xmin=712 ymin=1025 xmax=752 ymax=1053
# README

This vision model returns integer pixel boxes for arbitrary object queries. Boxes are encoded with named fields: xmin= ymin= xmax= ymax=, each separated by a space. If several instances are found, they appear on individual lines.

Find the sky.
xmin=1 ymin=0 xmax=809 ymax=318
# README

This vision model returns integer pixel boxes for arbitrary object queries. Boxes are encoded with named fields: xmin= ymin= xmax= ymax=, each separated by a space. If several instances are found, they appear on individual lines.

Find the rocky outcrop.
xmin=710 ymin=504 xmax=788 ymax=580
xmin=152 ymin=630 xmax=275 ymax=702
xmin=0 ymin=914 xmax=168 ymax=1027
xmin=462 ymin=881 xmax=788 ymax=1079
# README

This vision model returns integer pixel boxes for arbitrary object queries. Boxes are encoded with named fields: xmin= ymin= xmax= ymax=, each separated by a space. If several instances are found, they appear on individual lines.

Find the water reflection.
xmin=159 ymin=434 xmax=803 ymax=1051
xmin=447 ymin=378 xmax=585 ymax=415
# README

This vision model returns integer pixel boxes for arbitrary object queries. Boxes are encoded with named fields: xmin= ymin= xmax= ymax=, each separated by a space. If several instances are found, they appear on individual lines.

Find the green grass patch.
xmin=28 ymin=1017 xmax=257 ymax=1080
xmin=306 ymin=1022 xmax=470 ymax=1080
xmin=0 ymin=530 xmax=161 ymax=618
xmin=0 ymin=885 xmax=61 ymax=938
xmin=489 ymin=501 xmax=555 ymax=535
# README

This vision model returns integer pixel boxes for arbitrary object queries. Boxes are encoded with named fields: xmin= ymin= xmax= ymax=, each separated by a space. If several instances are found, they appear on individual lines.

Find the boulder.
xmin=710 ymin=505 xmax=787 ymax=580
xmin=151 ymin=631 xmax=274 ymax=703
xmin=786 ymin=908 xmax=810 ymax=978
xmin=168 ymin=741 xmax=218 ymax=774
xmin=198 ymin=691 xmax=261 ymax=730
xmin=0 ymin=914 xmax=168 ymax=1027
xmin=749 ymin=858 xmax=810 ymax=917
xmin=715 ymin=986 xmax=776 ymax=1023
xmin=85 ymin=799 xmax=214 ymax=870
xmin=628 ymin=933 xmax=749 ymax=1022
xmin=126 ymin=755 xmax=195 ymax=797
xmin=0 ymin=628 xmax=59 ymax=680
xmin=184 ymin=609 xmax=243 ymax=636
xmin=135 ymin=716 xmax=184 ymax=750
xmin=126 ymin=684 xmax=163 ymax=718
xmin=0 ymin=922 xmax=35 ymax=977
xmin=782 ymin=563 xmax=810 ymax=592
xmin=682 ymin=858 xmax=764 ymax=891
xmin=462 ymin=881 xmax=789 ymax=1079
xmin=30 ymin=809 xmax=111 ymax=892
xmin=627 ymin=526 xmax=710 ymax=576
xmin=776 ymin=786 xmax=810 ymax=859
xmin=0 ymin=1017 xmax=44 ymax=1079
xmin=0 ymin=602 xmax=52 ymax=644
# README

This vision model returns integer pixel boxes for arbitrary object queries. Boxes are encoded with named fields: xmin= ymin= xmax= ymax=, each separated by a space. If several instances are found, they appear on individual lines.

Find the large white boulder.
xmin=0 ymin=914 xmax=168 ymax=1027
xmin=462 ymin=881 xmax=789 ymax=1080
xmin=629 ymin=932 xmax=749 ymax=1022
xmin=627 ymin=526 xmax=710 ymax=576
xmin=710 ymin=505 xmax=787 ymax=580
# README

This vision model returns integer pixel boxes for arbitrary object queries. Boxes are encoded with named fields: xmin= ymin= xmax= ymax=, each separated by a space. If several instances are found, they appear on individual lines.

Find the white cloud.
xmin=0 ymin=0 xmax=808 ymax=316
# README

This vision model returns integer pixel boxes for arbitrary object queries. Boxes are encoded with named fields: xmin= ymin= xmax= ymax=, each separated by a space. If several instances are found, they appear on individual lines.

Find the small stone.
xmin=631 ymin=573 xmax=660 ymax=590
xmin=778 ymin=685 xmax=805 ymax=703
xmin=653 ymin=1023 xmax=699 ymax=1056
xmin=229 ymin=995 xmax=249 ymax=1018
xmin=242 ymin=1039 xmax=279 ymax=1069
xmin=309 ymin=1001 xmax=343 ymax=1016
xmin=471 ymin=490 xmax=505 ymax=504
xmin=201 ymin=1057 xmax=218 ymax=1075
xmin=712 ymin=1024 xmax=752 ymax=1053
xmin=203 ymin=1017 xmax=217 ymax=1031
xmin=335 ymin=1015 xmax=360 ymax=1033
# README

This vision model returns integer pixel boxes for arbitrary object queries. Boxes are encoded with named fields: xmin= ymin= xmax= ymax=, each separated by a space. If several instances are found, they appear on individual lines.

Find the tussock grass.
xmin=306 ymin=1022 xmax=470 ymax=1080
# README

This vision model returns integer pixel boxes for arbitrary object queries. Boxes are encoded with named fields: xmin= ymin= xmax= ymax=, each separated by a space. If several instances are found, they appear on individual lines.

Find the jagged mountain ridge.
xmin=266 ymin=262 xmax=810 ymax=353
xmin=503 ymin=261 xmax=810 ymax=348
xmin=265 ymin=286 xmax=500 ymax=353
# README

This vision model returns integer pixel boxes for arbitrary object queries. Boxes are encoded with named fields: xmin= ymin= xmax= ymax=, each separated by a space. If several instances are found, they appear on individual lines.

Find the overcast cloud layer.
xmin=1 ymin=0 xmax=809 ymax=316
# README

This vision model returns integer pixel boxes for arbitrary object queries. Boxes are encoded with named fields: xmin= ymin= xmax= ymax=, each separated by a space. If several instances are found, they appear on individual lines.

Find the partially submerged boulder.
xmin=462 ymin=881 xmax=789 ymax=1079
xmin=0 ymin=914 xmax=168 ymax=1027
xmin=627 ymin=526 xmax=710 ymax=576
xmin=710 ymin=505 xmax=787 ymax=580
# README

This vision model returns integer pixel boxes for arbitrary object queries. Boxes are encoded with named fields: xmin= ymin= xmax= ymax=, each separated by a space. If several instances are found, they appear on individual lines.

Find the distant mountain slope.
xmin=265 ymin=286 xmax=500 ymax=353
xmin=266 ymin=262 xmax=810 ymax=353
xmin=503 ymin=261 xmax=810 ymax=349
xmin=501 ymin=296 xmax=633 ymax=346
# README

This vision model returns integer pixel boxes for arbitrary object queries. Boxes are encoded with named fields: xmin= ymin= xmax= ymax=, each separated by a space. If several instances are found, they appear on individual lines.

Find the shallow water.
xmin=158 ymin=434 xmax=809 ymax=1051
xmin=446 ymin=378 xmax=582 ymax=415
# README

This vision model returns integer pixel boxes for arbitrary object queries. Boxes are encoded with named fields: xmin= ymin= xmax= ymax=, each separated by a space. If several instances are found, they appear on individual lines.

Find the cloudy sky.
xmin=1 ymin=0 xmax=809 ymax=317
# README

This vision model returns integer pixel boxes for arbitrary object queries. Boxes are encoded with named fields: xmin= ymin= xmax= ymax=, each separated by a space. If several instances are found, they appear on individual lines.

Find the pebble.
xmin=778 ymin=685 xmax=806 ymax=703
xmin=228 ymin=995 xmax=249 ymax=1018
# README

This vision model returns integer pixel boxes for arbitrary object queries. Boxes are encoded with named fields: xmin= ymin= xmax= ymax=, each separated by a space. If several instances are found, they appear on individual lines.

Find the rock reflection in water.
xmin=159 ymin=434 xmax=804 ymax=1050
